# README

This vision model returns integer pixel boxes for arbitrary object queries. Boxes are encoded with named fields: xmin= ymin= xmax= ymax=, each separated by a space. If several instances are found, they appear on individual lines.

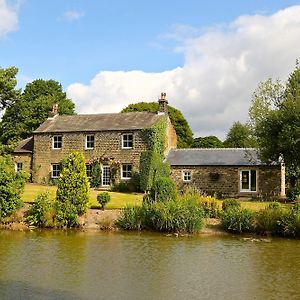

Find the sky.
xmin=1 ymin=0 xmax=300 ymax=139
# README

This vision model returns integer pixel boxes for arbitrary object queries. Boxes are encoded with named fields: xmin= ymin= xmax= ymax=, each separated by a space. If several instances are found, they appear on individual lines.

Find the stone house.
xmin=13 ymin=93 xmax=285 ymax=198
xmin=13 ymin=94 xmax=177 ymax=185
xmin=166 ymin=148 xmax=285 ymax=198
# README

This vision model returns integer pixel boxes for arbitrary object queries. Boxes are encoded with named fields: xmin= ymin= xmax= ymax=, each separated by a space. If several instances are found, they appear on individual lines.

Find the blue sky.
xmin=1 ymin=0 xmax=300 ymax=138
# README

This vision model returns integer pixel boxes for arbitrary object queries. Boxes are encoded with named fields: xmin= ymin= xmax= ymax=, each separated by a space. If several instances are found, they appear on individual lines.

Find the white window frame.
xmin=182 ymin=170 xmax=192 ymax=182
xmin=85 ymin=135 xmax=95 ymax=149
xmin=52 ymin=135 xmax=62 ymax=149
xmin=15 ymin=162 xmax=23 ymax=172
xmin=240 ymin=169 xmax=257 ymax=192
xmin=51 ymin=164 xmax=60 ymax=178
xmin=121 ymin=164 xmax=132 ymax=180
xmin=122 ymin=133 xmax=133 ymax=149
xmin=86 ymin=164 xmax=92 ymax=178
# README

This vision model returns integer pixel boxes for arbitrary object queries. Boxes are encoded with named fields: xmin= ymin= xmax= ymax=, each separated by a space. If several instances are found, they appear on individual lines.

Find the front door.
xmin=102 ymin=165 xmax=110 ymax=186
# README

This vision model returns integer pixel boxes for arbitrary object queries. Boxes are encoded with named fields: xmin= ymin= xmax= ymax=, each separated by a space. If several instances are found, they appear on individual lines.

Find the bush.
xmin=222 ymin=198 xmax=241 ymax=212
xmin=150 ymin=177 xmax=177 ymax=201
xmin=90 ymin=160 xmax=101 ymax=188
xmin=117 ymin=198 xmax=205 ymax=233
xmin=278 ymin=204 xmax=300 ymax=237
xmin=221 ymin=207 xmax=254 ymax=233
xmin=27 ymin=192 xmax=55 ymax=227
xmin=255 ymin=203 xmax=285 ymax=235
xmin=0 ymin=155 xmax=27 ymax=221
xmin=286 ymin=186 xmax=300 ymax=202
xmin=198 ymin=197 xmax=220 ymax=218
xmin=56 ymin=152 xmax=90 ymax=226
xmin=97 ymin=192 xmax=111 ymax=210
xmin=55 ymin=201 xmax=79 ymax=228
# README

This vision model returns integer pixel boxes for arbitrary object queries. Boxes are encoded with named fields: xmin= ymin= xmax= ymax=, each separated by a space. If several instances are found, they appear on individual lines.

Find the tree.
xmin=121 ymin=102 xmax=194 ymax=148
xmin=0 ymin=155 xmax=27 ymax=220
xmin=0 ymin=66 xmax=20 ymax=111
xmin=223 ymin=122 xmax=257 ymax=148
xmin=0 ymin=79 xmax=76 ymax=145
xmin=249 ymin=64 xmax=300 ymax=186
xmin=192 ymin=136 xmax=223 ymax=148
xmin=55 ymin=152 xmax=90 ymax=226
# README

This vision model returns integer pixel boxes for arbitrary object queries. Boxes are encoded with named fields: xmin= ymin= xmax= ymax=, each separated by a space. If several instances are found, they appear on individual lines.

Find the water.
xmin=0 ymin=230 xmax=300 ymax=300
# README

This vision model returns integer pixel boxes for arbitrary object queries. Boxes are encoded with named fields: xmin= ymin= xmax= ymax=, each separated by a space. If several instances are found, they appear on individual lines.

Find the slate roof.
xmin=14 ymin=137 xmax=34 ymax=153
xmin=166 ymin=148 xmax=267 ymax=166
xmin=34 ymin=112 xmax=163 ymax=133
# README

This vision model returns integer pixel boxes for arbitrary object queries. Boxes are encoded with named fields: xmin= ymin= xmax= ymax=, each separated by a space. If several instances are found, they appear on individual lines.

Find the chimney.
xmin=158 ymin=92 xmax=168 ymax=114
xmin=48 ymin=103 xmax=59 ymax=118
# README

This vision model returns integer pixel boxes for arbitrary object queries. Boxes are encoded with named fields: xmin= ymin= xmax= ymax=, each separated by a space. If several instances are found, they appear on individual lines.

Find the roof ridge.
xmin=171 ymin=148 xmax=257 ymax=151
xmin=57 ymin=111 xmax=157 ymax=117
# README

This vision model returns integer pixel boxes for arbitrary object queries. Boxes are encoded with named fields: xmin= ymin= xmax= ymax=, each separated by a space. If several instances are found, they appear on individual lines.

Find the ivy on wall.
xmin=139 ymin=116 xmax=170 ymax=192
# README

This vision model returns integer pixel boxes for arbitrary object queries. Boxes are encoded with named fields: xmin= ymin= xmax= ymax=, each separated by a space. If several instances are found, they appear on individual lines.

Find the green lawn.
xmin=22 ymin=183 xmax=143 ymax=209
xmin=22 ymin=183 xmax=276 ymax=211
xmin=215 ymin=199 xmax=271 ymax=211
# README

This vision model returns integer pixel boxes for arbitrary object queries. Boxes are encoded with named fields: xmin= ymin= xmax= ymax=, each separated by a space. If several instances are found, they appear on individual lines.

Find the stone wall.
xmin=13 ymin=153 xmax=32 ymax=175
xmin=165 ymin=117 xmax=177 ymax=154
xmin=32 ymin=130 xmax=150 ymax=183
xmin=171 ymin=165 xmax=283 ymax=198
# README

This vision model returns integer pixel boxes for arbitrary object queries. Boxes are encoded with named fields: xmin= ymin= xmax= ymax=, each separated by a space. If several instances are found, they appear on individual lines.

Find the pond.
xmin=0 ymin=230 xmax=300 ymax=300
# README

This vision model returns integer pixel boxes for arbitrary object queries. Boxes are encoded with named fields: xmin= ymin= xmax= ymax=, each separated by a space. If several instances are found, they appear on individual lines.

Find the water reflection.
xmin=0 ymin=230 xmax=300 ymax=300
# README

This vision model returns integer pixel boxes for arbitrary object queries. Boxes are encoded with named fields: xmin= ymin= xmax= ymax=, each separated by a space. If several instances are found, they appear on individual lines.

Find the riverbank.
xmin=0 ymin=205 xmax=226 ymax=235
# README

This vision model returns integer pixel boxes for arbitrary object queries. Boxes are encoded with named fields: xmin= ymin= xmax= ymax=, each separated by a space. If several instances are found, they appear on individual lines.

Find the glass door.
xmin=102 ymin=165 xmax=110 ymax=186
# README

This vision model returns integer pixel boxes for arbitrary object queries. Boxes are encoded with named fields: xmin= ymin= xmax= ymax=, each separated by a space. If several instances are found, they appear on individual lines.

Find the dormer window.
xmin=52 ymin=135 xmax=62 ymax=149
xmin=86 ymin=135 xmax=95 ymax=149
xmin=122 ymin=133 xmax=133 ymax=149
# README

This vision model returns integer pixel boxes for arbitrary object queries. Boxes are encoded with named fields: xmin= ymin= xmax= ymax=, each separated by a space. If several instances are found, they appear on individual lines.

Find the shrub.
xmin=0 ymin=155 xmax=27 ymax=221
xmin=90 ymin=160 xmax=101 ymax=188
xmin=55 ymin=201 xmax=79 ymax=228
xmin=255 ymin=203 xmax=285 ymax=235
xmin=27 ymin=192 xmax=55 ymax=227
xmin=221 ymin=207 xmax=254 ymax=233
xmin=150 ymin=177 xmax=177 ymax=201
xmin=222 ymin=198 xmax=241 ymax=211
xmin=111 ymin=182 xmax=129 ymax=193
xmin=198 ymin=197 xmax=219 ymax=218
xmin=56 ymin=152 xmax=90 ymax=224
xmin=286 ymin=186 xmax=300 ymax=202
xmin=56 ymin=152 xmax=90 ymax=226
xmin=278 ymin=204 xmax=300 ymax=237
xmin=97 ymin=192 xmax=111 ymax=210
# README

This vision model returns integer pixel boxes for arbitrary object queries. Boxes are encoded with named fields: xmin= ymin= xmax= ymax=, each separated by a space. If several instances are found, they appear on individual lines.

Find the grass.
xmin=215 ymin=200 xmax=270 ymax=211
xmin=21 ymin=183 xmax=278 ymax=211
xmin=21 ymin=183 xmax=143 ymax=209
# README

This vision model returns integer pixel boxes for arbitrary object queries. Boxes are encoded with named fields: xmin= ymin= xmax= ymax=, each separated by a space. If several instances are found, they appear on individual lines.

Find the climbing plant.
xmin=139 ymin=116 xmax=171 ymax=193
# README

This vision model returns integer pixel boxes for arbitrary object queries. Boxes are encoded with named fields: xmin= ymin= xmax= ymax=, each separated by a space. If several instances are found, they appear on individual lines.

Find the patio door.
xmin=102 ymin=165 xmax=110 ymax=186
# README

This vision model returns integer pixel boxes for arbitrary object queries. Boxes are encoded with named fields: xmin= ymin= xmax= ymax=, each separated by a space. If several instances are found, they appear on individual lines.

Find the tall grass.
xmin=117 ymin=198 xmax=205 ymax=233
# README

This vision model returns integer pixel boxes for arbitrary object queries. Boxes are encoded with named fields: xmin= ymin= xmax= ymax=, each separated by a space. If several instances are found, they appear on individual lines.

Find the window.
xmin=182 ymin=171 xmax=192 ymax=182
xmin=86 ymin=135 xmax=95 ymax=149
xmin=86 ymin=164 xmax=92 ymax=178
xmin=16 ymin=162 xmax=23 ymax=172
xmin=52 ymin=135 xmax=62 ymax=149
xmin=240 ymin=170 xmax=257 ymax=192
xmin=51 ymin=164 xmax=60 ymax=178
xmin=121 ymin=164 xmax=132 ymax=179
xmin=122 ymin=134 xmax=133 ymax=149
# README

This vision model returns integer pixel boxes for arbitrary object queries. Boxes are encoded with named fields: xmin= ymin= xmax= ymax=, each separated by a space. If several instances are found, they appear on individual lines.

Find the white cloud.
xmin=67 ymin=5 xmax=300 ymax=139
xmin=62 ymin=10 xmax=85 ymax=22
xmin=0 ymin=0 xmax=19 ymax=39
